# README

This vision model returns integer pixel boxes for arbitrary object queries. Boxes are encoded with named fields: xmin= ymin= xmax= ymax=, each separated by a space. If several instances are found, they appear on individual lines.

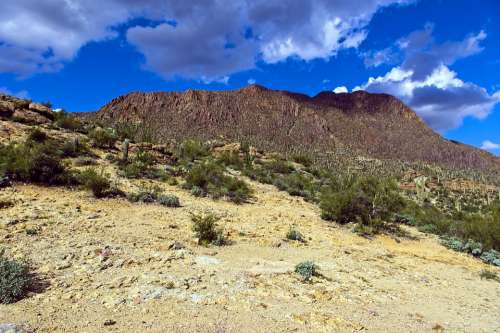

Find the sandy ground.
xmin=1 ymin=178 xmax=499 ymax=333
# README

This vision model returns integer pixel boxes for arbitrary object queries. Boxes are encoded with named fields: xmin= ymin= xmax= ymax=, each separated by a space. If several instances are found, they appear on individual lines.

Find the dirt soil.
xmin=1 ymin=178 xmax=499 ymax=333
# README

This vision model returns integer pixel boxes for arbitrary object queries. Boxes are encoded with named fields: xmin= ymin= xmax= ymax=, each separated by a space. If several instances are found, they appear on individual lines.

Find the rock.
xmin=0 ymin=323 xmax=25 ymax=333
xmin=195 ymin=256 xmax=220 ymax=266
xmin=168 ymin=241 xmax=185 ymax=250
xmin=28 ymin=103 xmax=54 ymax=120
xmin=0 ymin=101 xmax=15 ymax=118
xmin=11 ymin=109 xmax=51 ymax=125
xmin=103 ymin=319 xmax=116 ymax=326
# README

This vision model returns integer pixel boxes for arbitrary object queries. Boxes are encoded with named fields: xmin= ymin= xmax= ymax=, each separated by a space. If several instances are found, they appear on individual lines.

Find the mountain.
xmin=90 ymin=84 xmax=500 ymax=171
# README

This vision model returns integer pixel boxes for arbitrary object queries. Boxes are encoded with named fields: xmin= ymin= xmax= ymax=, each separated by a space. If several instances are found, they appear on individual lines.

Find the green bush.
xmin=89 ymin=128 xmax=117 ymax=148
xmin=320 ymin=176 xmax=405 ymax=225
xmin=127 ymin=185 xmax=164 ymax=204
xmin=217 ymin=151 xmax=244 ymax=169
xmin=120 ymin=149 xmax=157 ymax=179
xmin=191 ymin=212 xmax=227 ymax=246
xmin=286 ymin=227 xmax=305 ymax=242
xmin=0 ymin=140 xmax=71 ymax=185
xmin=294 ymin=261 xmax=318 ymax=281
xmin=78 ymin=168 xmax=111 ymax=198
xmin=27 ymin=128 xmax=48 ymax=143
xmin=184 ymin=160 xmax=252 ymax=203
xmin=0 ymin=250 xmax=32 ymax=304
xmin=292 ymin=154 xmax=313 ymax=167
xmin=54 ymin=111 xmax=84 ymax=132
xmin=158 ymin=194 xmax=180 ymax=207
xmin=177 ymin=139 xmax=210 ymax=162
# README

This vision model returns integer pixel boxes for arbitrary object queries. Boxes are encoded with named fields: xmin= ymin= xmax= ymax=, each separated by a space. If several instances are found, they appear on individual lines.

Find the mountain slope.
xmin=91 ymin=85 xmax=500 ymax=171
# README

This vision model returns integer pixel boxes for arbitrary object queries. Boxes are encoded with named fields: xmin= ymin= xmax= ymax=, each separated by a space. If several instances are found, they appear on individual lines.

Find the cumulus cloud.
xmin=481 ymin=140 xmax=500 ymax=151
xmin=355 ymin=27 xmax=500 ymax=130
xmin=333 ymin=86 xmax=348 ymax=93
xmin=0 ymin=0 xmax=413 ymax=80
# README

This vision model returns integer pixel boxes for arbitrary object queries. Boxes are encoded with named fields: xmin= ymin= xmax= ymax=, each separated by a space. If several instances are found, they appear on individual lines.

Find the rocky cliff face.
xmin=92 ymin=85 xmax=500 ymax=171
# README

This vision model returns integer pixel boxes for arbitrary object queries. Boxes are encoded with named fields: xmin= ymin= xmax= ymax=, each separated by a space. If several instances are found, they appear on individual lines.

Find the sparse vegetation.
xmin=177 ymin=139 xmax=210 ymax=163
xmin=479 ymin=269 xmax=498 ymax=281
xmin=0 ymin=249 xmax=32 ymax=304
xmin=191 ymin=212 xmax=227 ymax=246
xmin=89 ymin=127 xmax=117 ymax=148
xmin=184 ymin=160 xmax=252 ymax=203
xmin=27 ymin=128 xmax=48 ymax=143
xmin=158 ymin=194 xmax=180 ymax=207
xmin=319 ymin=176 xmax=405 ymax=235
xmin=286 ymin=226 xmax=305 ymax=242
xmin=295 ymin=261 xmax=319 ymax=281
xmin=53 ymin=111 xmax=84 ymax=132
xmin=78 ymin=168 xmax=111 ymax=198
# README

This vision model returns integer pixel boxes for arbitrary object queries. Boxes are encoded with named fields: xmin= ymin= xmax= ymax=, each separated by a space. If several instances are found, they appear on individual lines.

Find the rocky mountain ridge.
xmin=92 ymin=85 xmax=500 ymax=171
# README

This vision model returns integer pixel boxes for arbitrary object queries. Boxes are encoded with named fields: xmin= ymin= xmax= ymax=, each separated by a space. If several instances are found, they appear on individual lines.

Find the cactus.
xmin=122 ymin=139 xmax=130 ymax=162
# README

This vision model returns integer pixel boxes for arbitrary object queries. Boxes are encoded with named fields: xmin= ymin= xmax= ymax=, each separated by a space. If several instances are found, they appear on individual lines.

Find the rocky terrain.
xmin=90 ymin=85 xmax=500 ymax=171
xmin=0 ymin=93 xmax=499 ymax=333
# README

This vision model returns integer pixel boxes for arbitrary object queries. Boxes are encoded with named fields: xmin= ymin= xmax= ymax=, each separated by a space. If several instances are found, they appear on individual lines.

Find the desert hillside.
xmin=90 ymin=85 xmax=500 ymax=171
xmin=0 ymin=94 xmax=499 ymax=333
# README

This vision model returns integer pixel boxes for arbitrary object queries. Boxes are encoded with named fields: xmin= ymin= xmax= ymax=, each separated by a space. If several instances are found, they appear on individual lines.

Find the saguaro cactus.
xmin=122 ymin=139 xmax=130 ymax=162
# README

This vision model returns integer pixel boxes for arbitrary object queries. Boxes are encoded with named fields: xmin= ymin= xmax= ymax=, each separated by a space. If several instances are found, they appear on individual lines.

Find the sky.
xmin=0 ymin=0 xmax=499 ymax=155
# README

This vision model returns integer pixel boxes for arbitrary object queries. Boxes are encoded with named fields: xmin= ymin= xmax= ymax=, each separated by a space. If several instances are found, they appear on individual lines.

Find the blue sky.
xmin=0 ymin=0 xmax=499 ymax=154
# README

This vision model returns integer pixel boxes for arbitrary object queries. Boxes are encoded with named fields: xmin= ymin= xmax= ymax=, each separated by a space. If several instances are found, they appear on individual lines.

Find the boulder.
xmin=0 ymin=100 xmax=15 ymax=118
xmin=29 ymin=103 xmax=54 ymax=120
xmin=11 ymin=109 xmax=51 ymax=125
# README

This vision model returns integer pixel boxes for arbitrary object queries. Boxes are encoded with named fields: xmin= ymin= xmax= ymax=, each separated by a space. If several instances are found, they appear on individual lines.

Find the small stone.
xmin=168 ymin=241 xmax=185 ymax=250
xmin=103 ymin=319 xmax=116 ymax=326
xmin=0 ymin=323 xmax=25 ymax=333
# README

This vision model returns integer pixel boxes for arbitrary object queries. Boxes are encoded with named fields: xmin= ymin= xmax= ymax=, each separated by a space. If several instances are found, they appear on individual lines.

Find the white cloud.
xmin=355 ymin=27 xmax=500 ymax=130
xmin=247 ymin=78 xmax=256 ymax=85
xmin=481 ymin=140 xmax=500 ymax=151
xmin=0 ymin=0 xmax=414 ymax=80
xmin=333 ymin=86 xmax=348 ymax=93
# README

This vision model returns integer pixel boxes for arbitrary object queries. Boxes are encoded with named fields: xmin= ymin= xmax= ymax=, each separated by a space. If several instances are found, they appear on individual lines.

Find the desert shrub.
xmin=264 ymin=159 xmax=295 ymax=174
xmin=78 ymin=168 xmax=111 ymax=198
xmin=0 ymin=249 xmax=32 ymax=304
xmin=120 ymin=149 xmax=158 ymax=179
xmin=320 ymin=176 xmax=404 ymax=225
xmin=480 ymin=270 xmax=499 ymax=281
xmin=191 ymin=212 xmax=227 ymax=246
xmin=0 ymin=140 xmax=71 ymax=185
xmin=89 ymin=127 xmax=117 ymax=148
xmin=114 ymin=122 xmax=139 ymax=141
xmin=292 ymin=154 xmax=313 ymax=167
xmin=286 ymin=227 xmax=305 ymax=242
xmin=217 ymin=150 xmax=244 ymax=170
xmin=127 ymin=185 xmax=167 ymax=204
xmin=27 ymin=128 xmax=48 ymax=143
xmin=177 ymin=139 xmax=210 ymax=162
xmin=158 ymin=194 xmax=180 ymax=207
xmin=274 ymin=172 xmax=318 ymax=202
xmin=184 ymin=160 xmax=252 ymax=203
xmin=53 ymin=111 xmax=84 ymax=132
xmin=61 ymin=139 xmax=90 ymax=158
xmin=294 ymin=261 xmax=318 ymax=281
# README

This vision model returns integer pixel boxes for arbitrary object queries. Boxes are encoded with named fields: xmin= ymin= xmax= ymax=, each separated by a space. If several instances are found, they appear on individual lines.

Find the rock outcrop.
xmin=0 ymin=94 xmax=54 ymax=125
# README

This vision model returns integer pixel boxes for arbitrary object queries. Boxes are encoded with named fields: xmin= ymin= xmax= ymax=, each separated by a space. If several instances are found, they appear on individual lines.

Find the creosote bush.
xmin=295 ymin=261 xmax=319 ymax=281
xmin=27 ymin=128 xmax=48 ymax=143
xmin=0 ymin=139 xmax=74 ymax=185
xmin=89 ymin=127 xmax=117 ymax=148
xmin=286 ymin=226 xmax=305 ymax=242
xmin=78 ymin=168 xmax=111 ymax=198
xmin=53 ymin=111 xmax=84 ymax=132
xmin=184 ymin=160 xmax=252 ymax=204
xmin=191 ymin=212 xmax=227 ymax=246
xmin=158 ymin=194 xmax=180 ymax=207
xmin=319 ymin=176 xmax=405 ymax=235
xmin=177 ymin=139 xmax=210 ymax=162
xmin=0 ymin=249 xmax=32 ymax=304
